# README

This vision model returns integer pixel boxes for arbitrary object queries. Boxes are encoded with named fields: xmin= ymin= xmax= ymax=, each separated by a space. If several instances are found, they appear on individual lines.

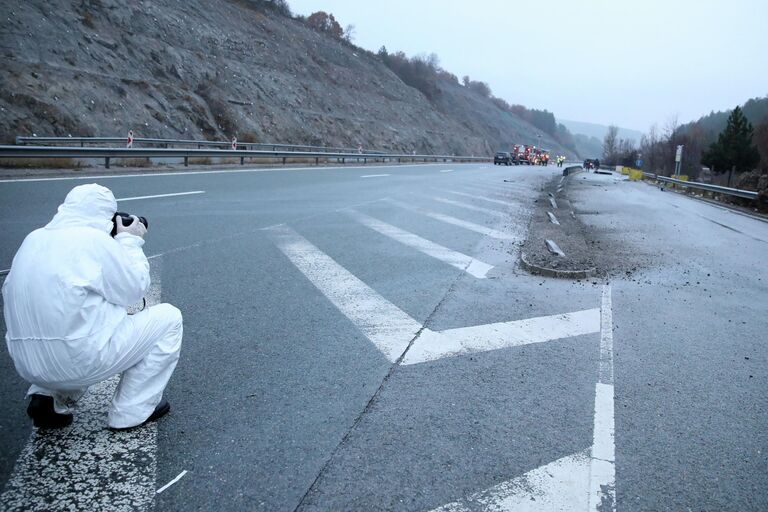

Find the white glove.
xmin=116 ymin=215 xmax=147 ymax=238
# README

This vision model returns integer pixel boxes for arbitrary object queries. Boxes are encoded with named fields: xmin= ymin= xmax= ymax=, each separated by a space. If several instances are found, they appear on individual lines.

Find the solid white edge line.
xmin=156 ymin=470 xmax=188 ymax=494
xmin=360 ymin=174 xmax=391 ymax=178
xmin=0 ymin=163 xmax=459 ymax=183
xmin=588 ymin=284 xmax=616 ymax=511
xmin=116 ymin=191 xmax=205 ymax=202
xmin=439 ymin=169 xmax=454 ymax=173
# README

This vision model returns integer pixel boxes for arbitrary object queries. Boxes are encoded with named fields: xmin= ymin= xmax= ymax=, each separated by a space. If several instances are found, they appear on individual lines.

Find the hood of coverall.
xmin=45 ymin=184 xmax=117 ymax=234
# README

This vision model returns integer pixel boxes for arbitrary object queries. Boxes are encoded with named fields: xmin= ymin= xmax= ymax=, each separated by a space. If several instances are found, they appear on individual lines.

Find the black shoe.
xmin=27 ymin=394 xmax=73 ymax=429
xmin=109 ymin=398 xmax=170 ymax=432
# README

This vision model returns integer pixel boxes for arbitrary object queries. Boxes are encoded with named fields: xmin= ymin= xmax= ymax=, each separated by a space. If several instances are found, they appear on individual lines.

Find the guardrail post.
xmin=240 ymin=156 xmax=244 ymax=165
xmin=364 ymin=158 xmax=367 ymax=164
xmin=315 ymin=157 xmax=319 ymax=165
xmin=105 ymin=157 xmax=110 ymax=169
xmin=184 ymin=156 xmax=188 ymax=167
xmin=342 ymin=157 xmax=345 ymax=164
xmin=282 ymin=157 xmax=286 ymax=165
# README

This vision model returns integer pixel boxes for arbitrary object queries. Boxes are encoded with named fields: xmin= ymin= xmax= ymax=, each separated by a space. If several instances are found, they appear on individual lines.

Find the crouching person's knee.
xmin=152 ymin=303 xmax=183 ymax=356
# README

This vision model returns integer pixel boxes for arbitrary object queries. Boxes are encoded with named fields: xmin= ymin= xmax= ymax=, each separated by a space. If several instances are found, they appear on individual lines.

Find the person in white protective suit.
xmin=2 ymin=184 xmax=183 ymax=430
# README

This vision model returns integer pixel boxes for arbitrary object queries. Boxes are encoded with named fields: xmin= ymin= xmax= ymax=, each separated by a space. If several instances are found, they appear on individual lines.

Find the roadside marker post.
xmin=126 ymin=130 xmax=133 ymax=148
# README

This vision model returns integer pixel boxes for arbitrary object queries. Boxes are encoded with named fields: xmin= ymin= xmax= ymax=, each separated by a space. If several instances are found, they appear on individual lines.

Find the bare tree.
xmin=603 ymin=125 xmax=619 ymax=164
xmin=343 ymin=24 xmax=355 ymax=43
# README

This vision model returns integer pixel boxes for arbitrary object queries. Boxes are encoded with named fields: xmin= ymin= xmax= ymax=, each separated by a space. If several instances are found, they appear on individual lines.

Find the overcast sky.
xmin=288 ymin=0 xmax=768 ymax=132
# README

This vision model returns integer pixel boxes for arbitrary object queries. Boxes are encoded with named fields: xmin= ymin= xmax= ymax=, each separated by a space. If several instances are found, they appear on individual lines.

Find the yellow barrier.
xmin=629 ymin=169 xmax=642 ymax=181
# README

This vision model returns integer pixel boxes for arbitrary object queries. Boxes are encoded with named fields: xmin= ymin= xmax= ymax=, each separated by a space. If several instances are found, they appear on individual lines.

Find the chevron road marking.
xmin=427 ymin=285 xmax=616 ymax=512
xmin=384 ymin=199 xmax=519 ymax=241
xmin=344 ymin=209 xmax=494 ymax=279
xmin=436 ymin=189 xmax=510 ymax=206
xmin=0 ymin=261 xmax=165 ymax=511
xmin=428 ymin=450 xmax=591 ymax=512
xmin=267 ymin=224 xmax=600 ymax=365
xmin=430 ymin=196 xmax=508 ymax=217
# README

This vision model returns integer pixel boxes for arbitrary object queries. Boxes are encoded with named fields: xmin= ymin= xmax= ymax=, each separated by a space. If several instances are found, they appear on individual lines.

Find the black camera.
xmin=111 ymin=212 xmax=149 ymax=237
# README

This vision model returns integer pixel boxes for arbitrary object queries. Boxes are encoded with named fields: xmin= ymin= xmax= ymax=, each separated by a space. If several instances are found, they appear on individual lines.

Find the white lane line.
xmin=0 ymin=260 xmax=164 ymax=511
xmin=360 ymin=174 xmax=391 ymax=178
xmin=437 ymin=189 xmax=510 ymax=206
xmin=116 ymin=190 xmax=205 ymax=202
xmin=429 ymin=449 xmax=590 ymax=512
xmin=344 ymin=209 xmax=494 ymax=279
xmin=431 ymin=196 xmax=507 ymax=217
xmin=265 ymin=225 xmax=421 ymax=362
xmin=439 ymin=169 xmax=454 ymax=173
xmin=385 ymin=198 xmax=519 ymax=241
xmin=588 ymin=285 xmax=616 ymax=511
xmin=401 ymin=308 xmax=601 ymax=365
xmin=156 ymin=470 xmax=188 ymax=494
xmin=0 ymin=163 xmax=448 ymax=183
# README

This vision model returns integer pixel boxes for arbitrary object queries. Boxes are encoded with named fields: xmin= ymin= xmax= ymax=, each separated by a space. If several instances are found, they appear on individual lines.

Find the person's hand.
xmin=116 ymin=215 xmax=147 ymax=238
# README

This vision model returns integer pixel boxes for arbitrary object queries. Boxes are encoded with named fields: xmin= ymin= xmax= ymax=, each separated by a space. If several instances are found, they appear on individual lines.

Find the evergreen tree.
xmin=701 ymin=106 xmax=760 ymax=174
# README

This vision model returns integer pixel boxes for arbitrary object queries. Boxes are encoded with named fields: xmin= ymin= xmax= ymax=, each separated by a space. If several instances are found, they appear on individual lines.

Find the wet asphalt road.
xmin=0 ymin=162 xmax=766 ymax=511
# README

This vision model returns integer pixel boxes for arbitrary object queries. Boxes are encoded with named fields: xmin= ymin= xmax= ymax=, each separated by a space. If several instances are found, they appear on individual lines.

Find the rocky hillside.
xmin=0 ymin=0 xmax=576 ymax=157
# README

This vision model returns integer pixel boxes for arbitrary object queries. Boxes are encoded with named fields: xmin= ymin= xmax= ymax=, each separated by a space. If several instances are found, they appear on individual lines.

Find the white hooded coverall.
xmin=2 ymin=184 xmax=183 ymax=428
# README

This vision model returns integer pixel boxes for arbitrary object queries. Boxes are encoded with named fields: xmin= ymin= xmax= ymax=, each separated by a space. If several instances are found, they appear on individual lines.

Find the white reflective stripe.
xmin=385 ymin=199 xmax=519 ymax=240
xmin=265 ymin=224 xmax=420 ymax=362
xmin=116 ymin=191 xmax=204 ymax=202
xmin=588 ymin=285 xmax=616 ymax=511
xmin=437 ymin=189 xmax=509 ymax=206
xmin=402 ymin=308 xmax=601 ymax=365
xmin=346 ymin=209 xmax=493 ymax=278
xmin=429 ymin=450 xmax=591 ymax=511
xmin=431 ymin=196 xmax=507 ymax=217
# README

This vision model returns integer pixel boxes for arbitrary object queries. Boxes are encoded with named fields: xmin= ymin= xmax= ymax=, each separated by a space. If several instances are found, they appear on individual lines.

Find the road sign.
xmin=636 ymin=159 xmax=642 ymax=168
xmin=675 ymin=145 xmax=683 ymax=163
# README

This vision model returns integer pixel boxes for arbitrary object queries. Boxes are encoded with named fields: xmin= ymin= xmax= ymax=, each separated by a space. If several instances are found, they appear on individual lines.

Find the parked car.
xmin=494 ymin=151 xmax=514 ymax=165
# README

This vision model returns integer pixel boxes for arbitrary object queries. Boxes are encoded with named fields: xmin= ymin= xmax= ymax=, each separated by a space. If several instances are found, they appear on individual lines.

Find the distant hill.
xmin=678 ymin=96 xmax=768 ymax=140
xmin=572 ymin=133 xmax=603 ymax=159
xmin=0 ymin=1 xmax=577 ymax=157
xmin=559 ymin=119 xmax=643 ymax=145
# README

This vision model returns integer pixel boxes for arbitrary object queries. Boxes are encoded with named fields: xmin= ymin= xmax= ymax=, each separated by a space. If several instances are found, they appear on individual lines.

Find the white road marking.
xmin=156 ymin=470 xmax=188 ymax=494
xmin=431 ymin=196 xmax=507 ymax=217
xmin=360 ymin=174 xmax=390 ymax=178
xmin=429 ymin=450 xmax=590 ymax=512
xmin=0 ymin=260 xmax=164 ymax=511
xmin=116 ymin=190 xmax=205 ymax=202
xmin=438 ymin=189 xmax=509 ymax=206
xmin=345 ymin=209 xmax=494 ymax=278
xmin=588 ymin=285 xmax=616 ymax=511
xmin=265 ymin=225 xmax=421 ymax=362
xmin=439 ymin=169 xmax=454 ymax=173
xmin=0 ymin=163 xmax=449 ymax=183
xmin=385 ymin=199 xmax=519 ymax=241
xmin=266 ymin=224 xmax=591 ymax=367
xmin=401 ymin=308 xmax=601 ymax=365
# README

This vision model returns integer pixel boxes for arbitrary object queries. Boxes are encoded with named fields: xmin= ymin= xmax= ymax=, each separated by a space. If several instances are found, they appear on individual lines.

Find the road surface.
xmin=0 ymin=162 xmax=765 ymax=511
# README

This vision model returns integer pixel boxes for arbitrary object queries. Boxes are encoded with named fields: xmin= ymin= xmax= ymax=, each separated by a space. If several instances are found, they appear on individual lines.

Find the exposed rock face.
xmin=0 ymin=1 xmax=574 ymax=156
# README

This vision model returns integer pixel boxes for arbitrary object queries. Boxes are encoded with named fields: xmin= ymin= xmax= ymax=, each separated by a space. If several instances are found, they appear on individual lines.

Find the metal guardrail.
xmin=15 ymin=136 xmax=391 ymax=156
xmin=562 ymin=165 xmax=583 ymax=176
xmin=641 ymin=172 xmax=759 ymax=200
xmin=0 ymin=145 xmax=489 ymax=169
